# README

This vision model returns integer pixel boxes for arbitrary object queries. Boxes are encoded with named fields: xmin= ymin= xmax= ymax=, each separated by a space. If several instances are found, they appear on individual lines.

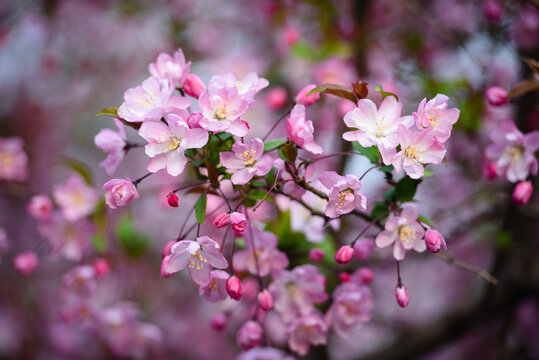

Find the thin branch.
xmin=434 ymin=251 xmax=499 ymax=285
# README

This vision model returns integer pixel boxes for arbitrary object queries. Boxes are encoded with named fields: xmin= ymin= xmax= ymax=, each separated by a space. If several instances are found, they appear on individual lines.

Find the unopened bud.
xmin=230 ymin=212 xmax=248 ymax=236
xmin=295 ymin=84 xmax=320 ymax=107
xmin=226 ymin=275 xmax=243 ymax=301
xmin=339 ymin=272 xmax=350 ymax=282
xmin=309 ymin=248 xmax=325 ymax=261
xmin=211 ymin=313 xmax=227 ymax=331
xmin=183 ymin=73 xmax=206 ymax=99
xmin=395 ymin=285 xmax=409 ymax=308
xmin=424 ymin=230 xmax=447 ymax=253
xmin=93 ymin=258 xmax=111 ymax=277
xmin=160 ymin=255 xmax=174 ymax=278
xmin=485 ymin=86 xmax=508 ymax=106
xmin=513 ymin=181 xmax=533 ymax=206
xmin=335 ymin=245 xmax=354 ymax=264
xmin=257 ymin=289 xmax=274 ymax=311
xmin=353 ymin=238 xmax=374 ymax=260
xmin=484 ymin=161 xmax=497 ymax=180
xmin=357 ymin=267 xmax=374 ymax=284
xmin=213 ymin=213 xmax=230 ymax=228
xmin=162 ymin=240 xmax=176 ymax=258
xmin=266 ymin=87 xmax=288 ymax=110
xmin=13 ymin=251 xmax=38 ymax=276
xmin=167 ymin=193 xmax=179 ymax=207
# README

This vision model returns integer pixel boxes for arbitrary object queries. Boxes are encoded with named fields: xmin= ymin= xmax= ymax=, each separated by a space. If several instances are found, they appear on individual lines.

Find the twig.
xmin=434 ymin=251 xmax=499 ymax=285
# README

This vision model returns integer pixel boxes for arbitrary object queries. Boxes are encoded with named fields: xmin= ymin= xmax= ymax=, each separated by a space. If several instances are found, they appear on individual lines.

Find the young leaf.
xmin=374 ymin=85 xmax=399 ymax=101
xmin=395 ymin=176 xmax=421 ymax=202
xmin=307 ymin=83 xmax=357 ymax=104
xmin=264 ymin=139 xmax=286 ymax=152
xmin=352 ymin=142 xmax=380 ymax=164
xmin=59 ymin=157 xmax=93 ymax=184
xmin=195 ymin=192 xmax=208 ymax=224
xmin=418 ymin=214 xmax=436 ymax=228
xmin=95 ymin=107 xmax=119 ymax=118
xmin=371 ymin=202 xmax=389 ymax=219
xmin=116 ymin=216 xmax=150 ymax=258
xmin=281 ymin=142 xmax=297 ymax=163
xmin=352 ymin=81 xmax=368 ymax=99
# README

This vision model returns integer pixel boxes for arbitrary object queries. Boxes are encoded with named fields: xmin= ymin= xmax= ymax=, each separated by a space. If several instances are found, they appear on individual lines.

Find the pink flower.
xmin=230 ymin=212 xmax=248 ymax=236
xmin=117 ymin=76 xmax=190 ymax=123
xmin=485 ymin=120 xmax=539 ymax=182
xmin=413 ymin=94 xmax=460 ymax=142
xmin=424 ymin=230 xmax=447 ymax=253
xmin=220 ymin=138 xmax=273 ymax=185
xmin=395 ymin=285 xmax=409 ymax=308
xmin=484 ymin=161 xmax=498 ymax=179
xmin=62 ymin=265 xmax=97 ymax=297
xmin=149 ymin=48 xmax=191 ymax=88
xmin=392 ymin=126 xmax=446 ymax=179
xmin=13 ymin=251 xmax=38 ymax=276
xmin=318 ymin=171 xmax=367 ymax=218
xmin=237 ymin=321 xmax=264 ymax=350
xmin=485 ymin=86 xmax=508 ymax=106
xmin=513 ymin=181 xmax=533 ymax=206
xmin=211 ymin=313 xmax=227 ymax=331
xmin=326 ymin=282 xmax=373 ymax=336
xmin=208 ymin=72 xmax=269 ymax=106
xmin=186 ymin=112 xmax=203 ymax=129
xmin=161 ymin=241 xmax=175 ymax=258
xmin=53 ymin=174 xmax=100 ymax=222
xmin=295 ymin=84 xmax=320 ymax=107
xmin=199 ymin=85 xmax=249 ymax=137
xmin=375 ymin=204 xmax=426 ymax=260
xmin=94 ymin=118 xmax=126 ymax=175
xmin=335 ymin=245 xmax=354 ymax=264
xmin=483 ymin=0 xmax=503 ymax=22
xmin=102 ymin=178 xmax=139 ymax=209
xmin=183 ymin=73 xmax=206 ymax=99
xmin=226 ymin=275 xmax=243 ymax=301
xmin=93 ymin=258 xmax=110 ymax=277
xmin=0 ymin=137 xmax=28 ymax=182
xmin=238 ymin=347 xmax=294 ymax=360
xmin=266 ymin=87 xmax=288 ymax=110
xmin=213 ymin=212 xmax=231 ymax=228
xmin=199 ymin=270 xmax=230 ymax=302
xmin=166 ymin=236 xmax=228 ymax=285
xmin=160 ymin=255 xmax=173 ymax=278
xmin=39 ymin=213 xmax=94 ymax=261
xmin=353 ymin=238 xmax=374 ymax=260
xmin=287 ymin=104 xmax=323 ymax=155
xmin=139 ymin=113 xmax=209 ymax=176
xmin=287 ymin=313 xmax=328 ymax=356
xmin=343 ymin=96 xmax=414 ymax=164
xmin=27 ymin=194 xmax=53 ymax=221
xmin=258 ymin=289 xmax=274 ymax=311
xmin=309 ymin=248 xmax=325 ymax=261
xmin=233 ymin=228 xmax=288 ymax=277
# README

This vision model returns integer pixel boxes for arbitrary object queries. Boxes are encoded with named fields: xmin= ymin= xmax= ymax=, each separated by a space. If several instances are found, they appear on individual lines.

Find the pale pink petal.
xmin=220 ymin=152 xmax=245 ymax=169
xmin=147 ymin=155 xmax=167 ymax=173
xmin=375 ymin=230 xmax=396 ymax=248
xmin=182 ymin=128 xmax=209 ymax=149
xmin=393 ymin=241 xmax=406 ymax=260
xmin=166 ymin=150 xmax=188 ymax=176
xmin=231 ymin=168 xmax=254 ymax=185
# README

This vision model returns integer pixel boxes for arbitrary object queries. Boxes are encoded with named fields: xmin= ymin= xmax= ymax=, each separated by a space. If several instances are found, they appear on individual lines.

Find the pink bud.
xmin=13 ymin=251 xmax=38 ymax=276
xmin=237 ymin=320 xmax=264 ymax=350
xmin=513 ymin=181 xmax=533 ymax=206
xmin=335 ymin=245 xmax=354 ymax=264
xmin=353 ymin=238 xmax=374 ymax=260
xmin=102 ymin=178 xmax=139 ymax=209
xmin=241 ymin=120 xmax=250 ymax=129
xmin=27 ymin=194 xmax=53 ymax=221
xmin=213 ymin=213 xmax=230 ymax=228
xmin=339 ymin=272 xmax=350 ymax=282
xmin=93 ymin=258 xmax=111 ymax=277
xmin=161 ymin=240 xmax=176 ymax=258
xmin=309 ymin=248 xmax=325 ymax=261
xmin=167 ymin=193 xmax=179 ymax=207
xmin=257 ymin=289 xmax=274 ymax=311
xmin=283 ymin=26 xmax=299 ymax=47
xmin=395 ymin=285 xmax=409 ymax=308
xmin=357 ymin=267 xmax=374 ymax=284
xmin=266 ymin=87 xmax=288 ymax=110
xmin=485 ymin=86 xmax=508 ymax=106
xmin=183 ymin=73 xmax=206 ymax=99
xmin=484 ymin=161 xmax=498 ymax=180
xmin=226 ymin=276 xmax=243 ymax=301
xmin=424 ymin=230 xmax=447 ymax=253
xmin=483 ymin=0 xmax=503 ymax=23
xmin=187 ymin=112 xmax=203 ymax=129
xmin=295 ymin=84 xmax=320 ymax=107
xmin=160 ymin=255 xmax=174 ymax=278
xmin=211 ymin=313 xmax=227 ymax=331
xmin=230 ymin=212 xmax=248 ymax=236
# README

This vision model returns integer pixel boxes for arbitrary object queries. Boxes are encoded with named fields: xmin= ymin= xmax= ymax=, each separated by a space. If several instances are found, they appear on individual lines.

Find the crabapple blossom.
xmin=237 ymin=321 xmax=264 ymax=350
xmin=424 ymin=230 xmax=447 ymax=253
xmin=226 ymin=275 xmax=243 ymax=301
xmin=102 ymin=178 xmax=139 ymax=209
xmin=13 ymin=251 xmax=38 ymax=276
xmin=258 ymin=289 xmax=274 ymax=311
xmin=39 ymin=214 xmax=95 ymax=261
xmin=335 ymin=245 xmax=354 ymax=264
xmin=353 ymin=238 xmax=374 ymax=260
xmin=413 ymin=94 xmax=460 ymax=142
xmin=208 ymin=72 xmax=269 ymax=105
xmin=211 ymin=313 xmax=227 ymax=331
xmin=339 ymin=272 xmax=350 ymax=282
xmin=318 ymin=171 xmax=367 ymax=218
xmin=266 ymin=87 xmax=288 ymax=110
xmin=375 ymin=204 xmax=426 ymax=260
xmin=287 ymin=313 xmax=328 ymax=356
xmin=53 ymin=174 xmax=100 ymax=222
xmin=166 ymin=236 xmax=228 ymax=285
xmin=513 ymin=181 xmax=533 ymax=205
xmin=93 ymin=258 xmax=110 ymax=277
xmin=160 ymin=255 xmax=173 ymax=278
xmin=287 ymin=104 xmax=323 ymax=155
xmin=220 ymin=138 xmax=273 ymax=185
xmin=26 ymin=194 xmax=53 ymax=221
xmin=395 ymin=285 xmax=409 ymax=308
xmin=148 ymin=48 xmax=191 ymax=88
xmin=199 ymin=85 xmax=249 ymax=136
xmin=356 ymin=267 xmax=375 ymax=284
xmin=199 ymin=270 xmax=230 ymax=302
xmin=343 ymin=96 xmax=414 ymax=164
xmin=94 ymin=118 xmax=126 ymax=174
xmin=326 ymin=281 xmax=373 ymax=336
xmin=230 ymin=212 xmax=248 ymax=236
xmin=485 ymin=119 xmax=539 ymax=182
xmin=485 ymin=86 xmax=508 ymax=106
xmin=0 ymin=137 xmax=28 ymax=182
xmin=161 ymin=241 xmax=175 ymax=258
xmin=183 ymin=73 xmax=206 ymax=99
xmin=309 ymin=248 xmax=325 ymax=261
xmin=484 ymin=161 xmax=498 ymax=179
xmin=213 ymin=212 xmax=230 ymax=228
xmin=186 ymin=112 xmax=203 ymax=129
xmin=139 ymin=113 xmax=209 ymax=176
xmin=62 ymin=265 xmax=97 ymax=297
xmin=237 ymin=347 xmax=294 ymax=360
xmin=167 ymin=192 xmax=179 ymax=207
xmin=392 ymin=126 xmax=446 ymax=179
xmin=294 ymin=84 xmax=320 ymax=106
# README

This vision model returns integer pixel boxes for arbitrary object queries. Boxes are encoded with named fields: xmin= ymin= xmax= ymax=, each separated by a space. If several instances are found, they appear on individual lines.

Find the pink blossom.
xmin=53 ymin=174 xmax=100 ymax=222
xmin=355 ymin=267 xmax=374 ymax=284
xmin=343 ymin=96 xmax=414 ymax=164
xmin=102 ymin=178 xmax=139 ymax=209
xmin=199 ymin=270 xmax=230 ymax=302
xmin=27 ymin=194 xmax=53 ymax=221
xmin=0 ymin=137 xmax=28 ymax=182
xmin=93 ymin=258 xmax=110 ymax=277
xmin=62 ymin=265 xmax=97 ymax=297
xmin=335 ymin=245 xmax=354 ymax=264
xmin=266 ymin=87 xmax=288 ymax=110
xmin=353 ymin=238 xmax=374 ymax=260
xmin=233 ymin=228 xmax=288 ymax=277
xmin=326 ymin=282 xmax=373 ymax=336
xmin=424 ymin=230 xmax=447 ymax=253
xmin=183 ymin=73 xmax=206 ymax=99
xmin=161 ymin=241 xmax=176 ymax=258
xmin=485 ymin=119 xmax=539 ymax=182
xmin=213 ymin=212 xmax=231 ymax=228
xmin=199 ymin=85 xmax=249 ymax=136
xmin=513 ymin=181 xmax=533 ymax=206
xmin=226 ymin=275 xmax=243 ymax=301
xmin=287 ymin=313 xmax=328 ymax=356
xmin=392 ymin=126 xmax=446 ymax=179
xmin=160 ymin=255 xmax=173 ymax=278
xmin=94 ymin=118 xmax=126 ymax=175
xmin=13 ymin=251 xmax=38 ymax=276
xmin=167 ymin=192 xmax=179 ymax=207
xmin=483 ymin=0 xmax=503 ymax=22
xmin=485 ymin=86 xmax=508 ymax=106
xmin=375 ymin=204 xmax=426 ymax=260
xmin=484 ymin=161 xmax=498 ymax=179
xmin=139 ymin=113 xmax=209 ymax=176
xmin=309 ymin=248 xmax=325 ymax=261
xmin=208 ymin=71 xmax=269 ymax=105
xmin=186 ymin=112 xmax=203 ymax=129
xmin=149 ymin=48 xmax=191 ymax=88
xmin=237 ymin=321 xmax=264 ymax=350
xmin=318 ymin=171 xmax=367 ymax=218
xmin=413 ymin=94 xmax=460 ymax=142
xmin=166 ymin=236 xmax=228 ymax=285
xmin=211 ymin=313 xmax=227 ymax=331
xmin=295 ymin=84 xmax=320 ymax=107
xmin=283 ymin=25 xmax=300 ymax=47
xmin=287 ymin=104 xmax=323 ymax=154
xmin=395 ymin=285 xmax=409 ymax=308
xmin=339 ymin=272 xmax=350 ymax=282
xmin=230 ymin=212 xmax=248 ymax=236
xmin=258 ymin=289 xmax=274 ymax=311
xmin=220 ymin=138 xmax=273 ymax=185
xmin=39 ymin=213 xmax=94 ymax=261
xmin=238 ymin=347 xmax=294 ymax=360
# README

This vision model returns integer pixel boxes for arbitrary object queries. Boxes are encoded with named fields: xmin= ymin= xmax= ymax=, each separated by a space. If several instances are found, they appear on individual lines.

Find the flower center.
xmin=398 ymin=225 xmax=416 ymax=246
xmin=337 ymin=189 xmax=354 ymax=209
xmin=504 ymin=146 xmax=523 ymax=164
xmin=215 ymin=101 xmax=231 ymax=120
xmin=188 ymin=250 xmax=207 ymax=271
xmin=0 ymin=152 xmax=14 ymax=169
xmin=241 ymin=150 xmax=257 ymax=167
xmin=427 ymin=113 xmax=440 ymax=126
xmin=404 ymin=145 xmax=423 ymax=161
xmin=375 ymin=116 xmax=389 ymax=137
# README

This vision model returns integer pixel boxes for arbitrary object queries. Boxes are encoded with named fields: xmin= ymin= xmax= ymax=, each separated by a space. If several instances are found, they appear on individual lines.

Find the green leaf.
xmin=264 ymin=139 xmax=286 ymax=152
xmin=374 ymin=85 xmax=399 ymax=101
xmin=59 ymin=157 xmax=93 ymax=184
xmin=378 ymin=165 xmax=394 ymax=173
xmin=280 ymin=142 xmax=297 ymax=163
xmin=395 ymin=176 xmax=421 ymax=202
xmin=418 ymin=214 xmax=436 ymax=228
xmin=95 ymin=107 xmax=119 ymax=118
xmin=382 ymin=187 xmax=397 ymax=203
xmin=195 ymin=192 xmax=207 ymax=224
xmin=307 ymin=83 xmax=357 ymax=104
xmin=116 ymin=216 xmax=150 ymax=258
xmin=352 ymin=142 xmax=380 ymax=164
xmin=423 ymin=169 xmax=433 ymax=177
xmin=371 ymin=201 xmax=389 ymax=218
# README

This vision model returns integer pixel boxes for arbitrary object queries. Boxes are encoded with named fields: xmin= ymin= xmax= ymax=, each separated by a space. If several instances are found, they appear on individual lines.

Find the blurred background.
xmin=0 ymin=0 xmax=538 ymax=359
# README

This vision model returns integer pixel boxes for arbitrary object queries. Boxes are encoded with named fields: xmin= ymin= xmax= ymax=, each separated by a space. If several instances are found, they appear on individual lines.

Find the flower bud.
xmin=213 ymin=213 xmax=230 ymax=228
xmin=93 ymin=258 xmax=111 ymax=277
xmin=424 ymin=230 xmax=447 ymax=253
xmin=167 ymin=193 xmax=179 ymax=207
xmin=13 ymin=251 xmax=38 ymax=276
xmin=183 ymin=73 xmax=206 ymax=99
xmin=161 ymin=240 xmax=176 ymax=258
xmin=335 ymin=245 xmax=354 ymax=264
xmin=230 ymin=212 xmax=248 ymax=236
xmin=266 ymin=87 xmax=287 ymax=110
xmin=339 ymin=272 xmax=350 ymax=282
xmin=257 ymin=289 xmax=274 ymax=311
xmin=513 ymin=181 xmax=533 ymax=206
xmin=283 ymin=26 xmax=299 ymax=47
xmin=102 ymin=178 xmax=139 ymax=209
xmin=485 ymin=86 xmax=508 ymax=106
xmin=309 ymin=248 xmax=325 ymax=261
xmin=27 ymin=194 xmax=53 ymax=221
xmin=211 ymin=313 xmax=227 ymax=331
xmin=483 ymin=0 xmax=503 ymax=23
xmin=357 ymin=267 xmax=374 ymax=284
xmin=237 ymin=320 xmax=264 ymax=350
xmin=395 ymin=285 xmax=409 ymax=308
xmin=353 ymin=238 xmax=374 ymax=260
xmin=295 ymin=84 xmax=320 ymax=107
xmin=186 ymin=112 xmax=203 ymax=129
xmin=226 ymin=276 xmax=243 ymax=301
xmin=160 ymin=255 xmax=174 ymax=278
xmin=484 ymin=161 xmax=497 ymax=180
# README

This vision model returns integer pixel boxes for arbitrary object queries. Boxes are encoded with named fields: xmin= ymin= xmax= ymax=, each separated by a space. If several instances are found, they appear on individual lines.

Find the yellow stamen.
xmin=242 ymin=150 xmax=257 ymax=167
